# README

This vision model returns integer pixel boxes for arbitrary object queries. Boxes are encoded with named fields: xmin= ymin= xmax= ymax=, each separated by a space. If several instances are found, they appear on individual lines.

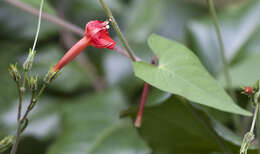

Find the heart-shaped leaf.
xmin=133 ymin=34 xmax=251 ymax=116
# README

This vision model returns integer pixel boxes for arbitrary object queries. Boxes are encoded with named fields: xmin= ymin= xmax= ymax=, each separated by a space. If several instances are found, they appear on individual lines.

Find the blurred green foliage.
xmin=1 ymin=0 xmax=260 ymax=154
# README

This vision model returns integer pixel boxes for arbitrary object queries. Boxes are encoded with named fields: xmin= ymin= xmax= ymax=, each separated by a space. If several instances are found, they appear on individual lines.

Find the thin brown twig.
xmin=4 ymin=0 xmax=84 ymax=36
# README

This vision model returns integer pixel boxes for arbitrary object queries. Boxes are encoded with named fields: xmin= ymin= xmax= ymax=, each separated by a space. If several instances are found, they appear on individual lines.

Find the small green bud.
xmin=240 ymin=132 xmax=254 ymax=154
xmin=28 ymin=75 xmax=38 ymax=91
xmin=0 ymin=136 xmax=15 ymax=153
xmin=44 ymin=67 xmax=60 ymax=84
xmin=23 ymin=49 xmax=36 ymax=71
xmin=9 ymin=64 xmax=21 ymax=82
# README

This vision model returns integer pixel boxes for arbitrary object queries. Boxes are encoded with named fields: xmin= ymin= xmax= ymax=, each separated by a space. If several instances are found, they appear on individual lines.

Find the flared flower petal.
xmin=86 ymin=20 xmax=116 ymax=49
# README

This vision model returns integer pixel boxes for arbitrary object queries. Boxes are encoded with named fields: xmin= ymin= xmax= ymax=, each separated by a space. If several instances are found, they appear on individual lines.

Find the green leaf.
xmin=134 ymin=34 xmax=251 ymax=116
xmin=217 ymin=54 xmax=260 ymax=88
xmin=47 ymin=90 xmax=150 ymax=154
xmin=125 ymin=96 xmax=257 ymax=154
xmin=187 ymin=0 xmax=260 ymax=73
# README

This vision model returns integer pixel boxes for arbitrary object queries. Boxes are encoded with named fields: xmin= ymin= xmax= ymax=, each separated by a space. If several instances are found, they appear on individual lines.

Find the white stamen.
xmin=106 ymin=24 xmax=110 ymax=29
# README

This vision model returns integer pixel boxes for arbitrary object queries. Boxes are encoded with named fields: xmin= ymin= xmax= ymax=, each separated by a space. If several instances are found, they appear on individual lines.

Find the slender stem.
xmin=257 ymin=104 xmax=260 ymax=154
xmin=22 ymin=83 xmax=47 ymax=123
xmin=135 ymin=83 xmax=150 ymax=128
xmin=250 ymin=103 xmax=258 ymax=133
xmin=98 ymin=0 xmax=137 ymax=62
xmin=20 ymin=91 xmax=36 ymax=123
xmin=16 ymin=82 xmax=22 ymax=121
xmin=34 ymin=84 xmax=47 ymax=103
xmin=31 ymin=0 xmax=44 ymax=53
xmin=10 ymin=80 xmax=23 ymax=154
xmin=10 ymin=120 xmax=22 ymax=154
xmin=207 ymin=0 xmax=234 ymax=96
xmin=18 ymin=70 xmax=28 ymax=120
xmin=10 ymin=84 xmax=47 ymax=154
xmin=11 ymin=69 xmax=28 ymax=154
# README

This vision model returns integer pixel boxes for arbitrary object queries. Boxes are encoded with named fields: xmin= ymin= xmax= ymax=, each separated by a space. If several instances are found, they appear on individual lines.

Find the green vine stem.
xmin=98 ymin=0 xmax=137 ymax=62
xmin=207 ymin=0 xmax=235 ymax=97
xmin=207 ymin=0 xmax=242 ymax=135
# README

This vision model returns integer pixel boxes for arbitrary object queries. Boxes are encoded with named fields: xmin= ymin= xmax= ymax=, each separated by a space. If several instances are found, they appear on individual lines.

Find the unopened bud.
xmin=44 ymin=67 xmax=60 ymax=84
xmin=23 ymin=49 xmax=36 ymax=71
xmin=9 ymin=64 xmax=21 ymax=82
xmin=240 ymin=132 xmax=254 ymax=154
xmin=28 ymin=75 xmax=38 ymax=91
xmin=0 ymin=136 xmax=15 ymax=153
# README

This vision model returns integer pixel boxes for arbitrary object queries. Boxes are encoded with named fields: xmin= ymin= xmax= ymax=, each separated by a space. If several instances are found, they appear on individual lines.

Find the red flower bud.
xmin=53 ymin=20 xmax=116 ymax=71
xmin=244 ymin=86 xmax=253 ymax=95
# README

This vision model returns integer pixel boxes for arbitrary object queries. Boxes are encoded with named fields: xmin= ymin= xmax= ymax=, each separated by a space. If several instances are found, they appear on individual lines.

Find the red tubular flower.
xmin=53 ymin=20 xmax=116 ymax=72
